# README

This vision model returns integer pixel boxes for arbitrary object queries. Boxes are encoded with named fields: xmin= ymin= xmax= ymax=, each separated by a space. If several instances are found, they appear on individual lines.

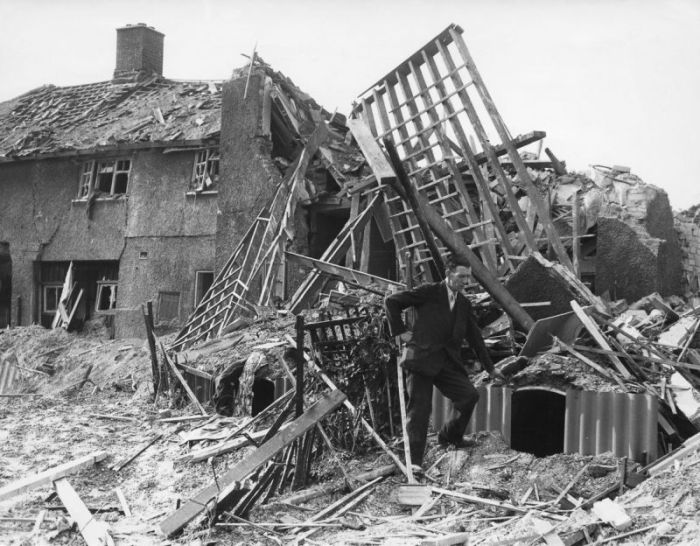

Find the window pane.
xmin=113 ymin=172 xmax=129 ymax=194
xmin=44 ymin=286 xmax=60 ymax=312
xmin=96 ymin=172 xmax=113 ymax=192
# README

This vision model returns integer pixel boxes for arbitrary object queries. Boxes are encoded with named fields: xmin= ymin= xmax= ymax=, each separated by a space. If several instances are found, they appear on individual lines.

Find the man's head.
xmin=445 ymin=258 xmax=471 ymax=292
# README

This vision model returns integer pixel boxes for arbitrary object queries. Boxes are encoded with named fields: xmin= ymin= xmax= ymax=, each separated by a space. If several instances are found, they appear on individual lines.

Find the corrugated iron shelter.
xmin=432 ymin=385 xmax=658 ymax=463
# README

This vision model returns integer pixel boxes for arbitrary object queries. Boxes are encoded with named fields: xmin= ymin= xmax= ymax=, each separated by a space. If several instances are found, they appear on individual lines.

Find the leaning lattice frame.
xmin=354 ymin=24 xmax=573 ymax=284
xmin=170 ymin=141 xmax=319 ymax=352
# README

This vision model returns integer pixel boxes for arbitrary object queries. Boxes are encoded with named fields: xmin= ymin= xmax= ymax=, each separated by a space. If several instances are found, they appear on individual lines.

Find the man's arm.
xmin=384 ymin=285 xmax=432 ymax=337
xmin=463 ymin=300 xmax=496 ymax=374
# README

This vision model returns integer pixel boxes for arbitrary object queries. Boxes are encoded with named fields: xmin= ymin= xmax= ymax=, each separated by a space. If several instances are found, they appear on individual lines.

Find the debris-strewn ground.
xmin=1 ymin=326 xmax=700 ymax=545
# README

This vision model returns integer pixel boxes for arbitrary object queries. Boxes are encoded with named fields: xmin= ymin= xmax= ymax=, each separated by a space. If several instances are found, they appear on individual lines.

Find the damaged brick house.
xmin=0 ymin=24 xmax=392 ymax=335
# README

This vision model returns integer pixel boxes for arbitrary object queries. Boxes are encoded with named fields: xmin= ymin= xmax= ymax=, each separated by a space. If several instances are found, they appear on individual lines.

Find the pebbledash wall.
xmin=0 ymin=74 xmax=282 ymax=338
xmin=0 ymin=149 xmax=216 ymax=337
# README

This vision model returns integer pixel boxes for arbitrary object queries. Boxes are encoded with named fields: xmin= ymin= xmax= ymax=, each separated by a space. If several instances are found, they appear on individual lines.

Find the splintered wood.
xmin=159 ymin=389 xmax=346 ymax=537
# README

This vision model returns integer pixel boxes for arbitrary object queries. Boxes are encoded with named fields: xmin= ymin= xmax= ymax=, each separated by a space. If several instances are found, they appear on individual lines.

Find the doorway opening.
xmin=510 ymin=387 xmax=566 ymax=457
xmin=251 ymin=379 xmax=275 ymax=416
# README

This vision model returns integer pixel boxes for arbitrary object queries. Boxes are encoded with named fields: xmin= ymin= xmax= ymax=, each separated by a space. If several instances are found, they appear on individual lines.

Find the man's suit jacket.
xmin=384 ymin=281 xmax=493 ymax=377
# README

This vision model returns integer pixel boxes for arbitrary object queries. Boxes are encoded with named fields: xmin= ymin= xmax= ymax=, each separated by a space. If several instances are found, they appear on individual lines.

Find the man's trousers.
xmin=405 ymin=353 xmax=479 ymax=465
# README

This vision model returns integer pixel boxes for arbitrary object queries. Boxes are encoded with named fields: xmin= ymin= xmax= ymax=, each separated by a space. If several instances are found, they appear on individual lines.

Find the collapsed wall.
xmin=594 ymin=170 xmax=681 ymax=301
xmin=674 ymin=206 xmax=700 ymax=295
xmin=552 ymin=167 xmax=682 ymax=302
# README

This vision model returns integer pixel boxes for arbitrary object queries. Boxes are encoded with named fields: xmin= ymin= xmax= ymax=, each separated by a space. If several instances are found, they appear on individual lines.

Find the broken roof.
xmin=0 ymin=75 xmax=225 ymax=160
xmin=0 ymin=60 xmax=362 ymax=169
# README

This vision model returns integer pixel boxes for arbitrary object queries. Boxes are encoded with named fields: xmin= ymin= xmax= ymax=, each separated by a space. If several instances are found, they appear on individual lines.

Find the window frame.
xmin=42 ymin=284 xmax=64 ymax=314
xmin=190 ymin=148 xmax=220 ymax=191
xmin=77 ymin=158 xmax=132 ymax=198
xmin=95 ymin=281 xmax=118 ymax=314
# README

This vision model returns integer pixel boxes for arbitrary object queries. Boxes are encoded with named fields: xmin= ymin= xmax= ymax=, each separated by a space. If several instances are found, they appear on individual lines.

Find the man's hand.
xmin=397 ymin=331 xmax=413 ymax=344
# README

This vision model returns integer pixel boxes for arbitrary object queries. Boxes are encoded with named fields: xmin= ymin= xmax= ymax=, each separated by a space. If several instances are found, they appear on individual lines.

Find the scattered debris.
xmin=2 ymin=20 xmax=700 ymax=546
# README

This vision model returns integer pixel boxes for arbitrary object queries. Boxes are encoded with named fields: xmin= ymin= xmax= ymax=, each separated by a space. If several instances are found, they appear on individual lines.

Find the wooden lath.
xmin=354 ymin=24 xmax=572 ymax=283
xmin=171 ymin=123 xmax=329 ymax=352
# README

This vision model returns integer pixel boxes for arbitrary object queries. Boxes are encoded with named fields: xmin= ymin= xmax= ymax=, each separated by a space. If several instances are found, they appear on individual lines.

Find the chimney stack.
xmin=114 ymin=23 xmax=164 ymax=81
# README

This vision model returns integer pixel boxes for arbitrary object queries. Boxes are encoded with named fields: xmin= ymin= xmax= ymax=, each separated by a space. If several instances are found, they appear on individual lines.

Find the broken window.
xmin=190 ymin=148 xmax=219 ymax=191
xmin=95 ymin=282 xmax=118 ymax=312
xmin=43 ymin=284 xmax=63 ymax=313
xmin=77 ymin=159 xmax=131 ymax=198
xmin=157 ymin=291 xmax=180 ymax=322
xmin=194 ymin=271 xmax=214 ymax=306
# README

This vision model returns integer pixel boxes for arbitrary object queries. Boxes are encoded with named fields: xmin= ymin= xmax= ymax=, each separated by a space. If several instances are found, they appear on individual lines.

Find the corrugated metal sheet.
xmin=565 ymin=390 xmax=657 ymax=463
xmin=0 ymin=355 xmax=19 ymax=394
xmin=432 ymin=386 xmax=512 ymax=441
xmin=274 ymin=377 xmax=294 ymax=399
xmin=432 ymin=386 xmax=658 ymax=463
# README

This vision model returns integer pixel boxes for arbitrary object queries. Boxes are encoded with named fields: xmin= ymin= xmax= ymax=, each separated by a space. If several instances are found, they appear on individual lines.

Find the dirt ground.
xmin=1 ymin=327 xmax=699 ymax=545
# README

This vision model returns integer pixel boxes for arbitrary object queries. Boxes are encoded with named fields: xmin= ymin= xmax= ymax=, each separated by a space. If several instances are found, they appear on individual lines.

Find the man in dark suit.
xmin=385 ymin=259 xmax=504 ymax=467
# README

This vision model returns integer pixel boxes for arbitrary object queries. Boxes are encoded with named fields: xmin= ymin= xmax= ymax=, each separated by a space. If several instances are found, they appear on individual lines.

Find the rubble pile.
xmin=3 ymin=21 xmax=700 ymax=546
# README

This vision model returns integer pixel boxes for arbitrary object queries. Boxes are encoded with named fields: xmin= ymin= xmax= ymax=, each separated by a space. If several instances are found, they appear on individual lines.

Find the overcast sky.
xmin=1 ymin=0 xmax=698 ymax=209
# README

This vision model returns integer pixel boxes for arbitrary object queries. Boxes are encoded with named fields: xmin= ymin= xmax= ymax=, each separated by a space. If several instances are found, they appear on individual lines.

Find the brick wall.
xmin=114 ymin=24 xmax=164 ymax=78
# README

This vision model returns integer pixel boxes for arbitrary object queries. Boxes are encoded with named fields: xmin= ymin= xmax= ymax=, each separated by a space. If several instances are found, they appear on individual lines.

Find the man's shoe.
xmin=437 ymin=433 xmax=476 ymax=448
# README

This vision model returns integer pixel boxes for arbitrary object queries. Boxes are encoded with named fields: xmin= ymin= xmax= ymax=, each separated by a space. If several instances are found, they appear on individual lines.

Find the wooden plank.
xmin=285 ymin=250 xmax=404 ymax=294
xmin=54 ymin=478 xmax=114 ymax=546
xmin=555 ymin=338 xmax=626 ymax=389
xmin=184 ymin=424 xmax=289 ymax=464
xmin=0 ymin=451 xmax=107 ymax=501
xmin=431 ymin=487 xmax=528 ymax=514
xmin=647 ymin=432 xmax=700 ymax=476
xmin=570 ymin=301 xmax=633 ymax=379
xmin=420 ymin=532 xmax=470 ymax=546
xmin=291 ymin=477 xmax=382 ymax=536
xmin=276 ymin=464 xmax=396 ymax=506
xmin=347 ymin=118 xmax=396 ymax=183
xmin=159 ymin=389 xmax=346 ymax=537
xmin=65 ymin=289 xmax=84 ymax=330
xmin=111 ymin=434 xmax=162 ymax=472
xmin=161 ymin=344 xmax=207 ymax=415
xmin=115 ymin=487 xmax=132 ymax=517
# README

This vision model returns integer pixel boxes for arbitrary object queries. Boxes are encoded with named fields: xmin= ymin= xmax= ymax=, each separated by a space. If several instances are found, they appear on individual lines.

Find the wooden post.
xmin=398 ymin=251 xmax=415 ymax=482
xmin=295 ymin=314 xmax=305 ymax=417
xmin=15 ymin=296 xmax=21 ymax=326
xmin=383 ymin=138 xmax=534 ymax=331
xmin=143 ymin=301 xmax=160 ymax=395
